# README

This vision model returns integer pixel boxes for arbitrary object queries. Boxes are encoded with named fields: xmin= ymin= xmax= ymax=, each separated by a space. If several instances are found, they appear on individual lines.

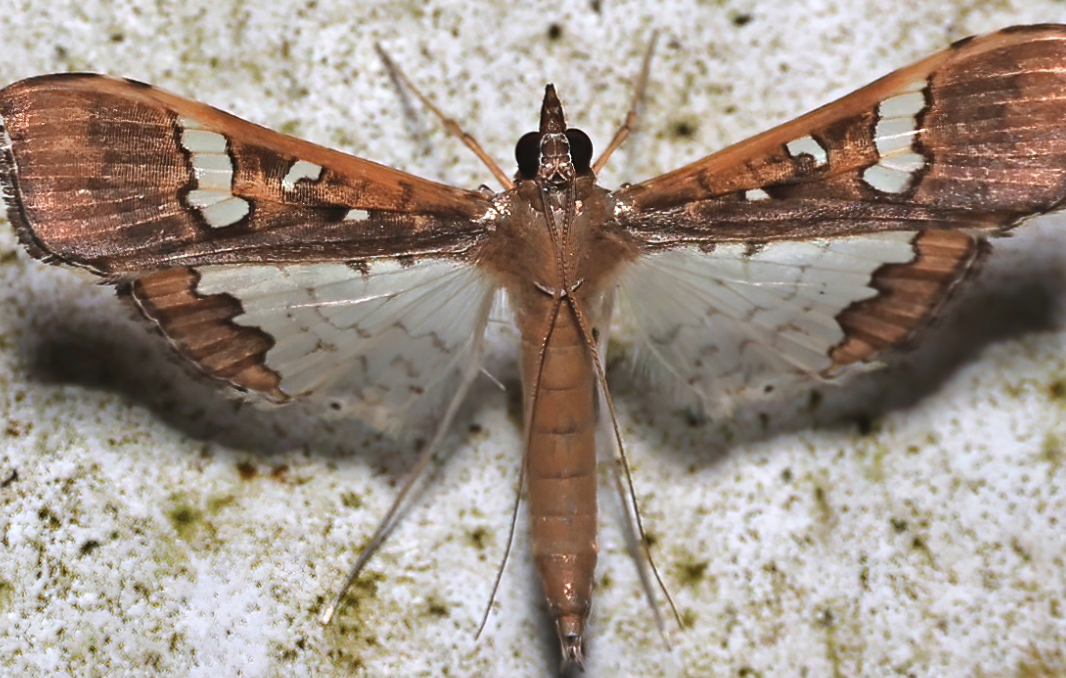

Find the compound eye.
xmin=566 ymin=128 xmax=593 ymax=175
xmin=515 ymin=131 xmax=541 ymax=180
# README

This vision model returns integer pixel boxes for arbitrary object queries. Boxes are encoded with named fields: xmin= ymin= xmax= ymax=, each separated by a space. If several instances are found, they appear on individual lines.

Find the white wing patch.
xmin=282 ymin=160 xmax=323 ymax=191
xmin=863 ymin=80 xmax=929 ymax=193
xmin=785 ymin=135 xmax=828 ymax=167
xmin=196 ymin=258 xmax=497 ymax=430
xmin=619 ymin=232 xmax=917 ymax=417
xmin=177 ymin=117 xmax=251 ymax=228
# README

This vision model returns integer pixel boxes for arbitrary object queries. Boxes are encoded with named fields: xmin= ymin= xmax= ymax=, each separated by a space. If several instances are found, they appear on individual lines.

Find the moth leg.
xmin=580 ymin=289 xmax=683 ymax=639
xmin=590 ymin=30 xmax=659 ymax=175
xmin=375 ymin=43 xmax=514 ymax=190
xmin=319 ymin=360 xmax=482 ymax=626
xmin=607 ymin=450 xmax=678 ymax=645
xmin=474 ymin=447 xmax=525 ymax=640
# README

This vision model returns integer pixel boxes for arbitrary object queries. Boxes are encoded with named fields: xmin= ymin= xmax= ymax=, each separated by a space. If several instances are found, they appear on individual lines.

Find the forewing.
xmin=616 ymin=25 xmax=1066 ymax=225
xmin=0 ymin=73 xmax=495 ymax=274
xmin=613 ymin=26 xmax=1066 ymax=412
xmin=0 ymin=74 xmax=501 ymax=422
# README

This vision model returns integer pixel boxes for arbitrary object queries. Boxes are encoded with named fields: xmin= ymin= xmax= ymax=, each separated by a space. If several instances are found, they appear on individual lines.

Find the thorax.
xmin=478 ymin=176 xmax=638 ymax=337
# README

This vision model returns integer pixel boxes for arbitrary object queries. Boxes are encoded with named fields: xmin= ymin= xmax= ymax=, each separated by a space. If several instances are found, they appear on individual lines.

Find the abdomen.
xmin=520 ymin=298 xmax=598 ymax=662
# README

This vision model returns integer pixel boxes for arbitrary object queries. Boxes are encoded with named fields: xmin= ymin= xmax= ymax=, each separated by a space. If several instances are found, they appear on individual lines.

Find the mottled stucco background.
xmin=1 ymin=1 xmax=1065 ymax=676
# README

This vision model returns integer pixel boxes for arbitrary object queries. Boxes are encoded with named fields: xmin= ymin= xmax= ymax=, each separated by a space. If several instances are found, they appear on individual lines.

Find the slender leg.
xmin=574 ymin=288 xmax=683 ymax=640
xmin=375 ymin=44 xmax=514 ymax=190
xmin=474 ymin=460 xmax=525 ymax=639
xmin=591 ymin=31 xmax=659 ymax=175
xmin=320 ymin=353 xmax=483 ymax=626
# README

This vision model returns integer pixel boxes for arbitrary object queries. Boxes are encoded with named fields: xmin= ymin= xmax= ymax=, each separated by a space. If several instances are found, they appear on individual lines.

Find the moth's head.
xmin=514 ymin=84 xmax=593 ymax=186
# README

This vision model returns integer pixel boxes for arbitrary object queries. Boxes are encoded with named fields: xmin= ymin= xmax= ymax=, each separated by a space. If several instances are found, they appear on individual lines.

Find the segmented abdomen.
xmin=521 ymin=300 xmax=598 ymax=660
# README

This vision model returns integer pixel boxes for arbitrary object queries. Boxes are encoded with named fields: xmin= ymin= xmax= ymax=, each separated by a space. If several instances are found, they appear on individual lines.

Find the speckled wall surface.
xmin=0 ymin=1 xmax=1064 ymax=676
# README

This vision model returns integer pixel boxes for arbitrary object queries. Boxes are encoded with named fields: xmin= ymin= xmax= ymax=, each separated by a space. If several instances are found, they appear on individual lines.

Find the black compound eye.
xmin=566 ymin=128 xmax=593 ymax=175
xmin=515 ymin=131 xmax=541 ymax=180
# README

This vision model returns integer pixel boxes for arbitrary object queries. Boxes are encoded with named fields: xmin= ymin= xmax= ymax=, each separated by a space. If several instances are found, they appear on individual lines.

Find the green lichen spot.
xmin=680 ymin=608 xmax=697 ymax=629
xmin=1041 ymin=434 xmax=1063 ymax=474
xmin=206 ymin=495 xmax=237 ymax=514
xmin=339 ymin=572 xmax=384 ymax=613
xmin=911 ymin=536 xmax=936 ymax=567
xmin=236 ymin=461 xmax=257 ymax=480
xmin=423 ymin=595 xmax=449 ymax=618
xmin=0 ymin=579 xmax=12 ymax=611
xmin=815 ymin=607 xmax=835 ymax=628
xmin=671 ymin=119 xmax=698 ymax=138
xmin=677 ymin=559 xmax=709 ymax=587
xmin=643 ymin=531 xmax=659 ymax=549
xmin=1014 ymin=644 xmax=1066 ymax=677
xmin=167 ymin=503 xmax=204 ymax=542
xmin=467 ymin=526 xmax=490 ymax=551
xmin=813 ymin=485 xmax=832 ymax=522
xmin=340 ymin=491 xmax=363 ymax=509
xmin=275 ymin=635 xmax=308 ymax=662
xmin=37 ymin=507 xmax=61 ymax=530
xmin=862 ymin=442 xmax=889 ymax=483
xmin=1011 ymin=537 xmax=1032 ymax=562
xmin=325 ymin=570 xmax=388 ymax=645
xmin=1048 ymin=379 xmax=1066 ymax=402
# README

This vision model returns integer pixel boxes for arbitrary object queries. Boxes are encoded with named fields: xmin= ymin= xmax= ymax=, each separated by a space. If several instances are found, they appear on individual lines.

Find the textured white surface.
xmin=1 ymin=1 xmax=1065 ymax=677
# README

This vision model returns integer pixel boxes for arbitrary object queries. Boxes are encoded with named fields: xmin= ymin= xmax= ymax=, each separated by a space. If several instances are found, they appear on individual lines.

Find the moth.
xmin=2 ymin=23 xmax=1066 ymax=669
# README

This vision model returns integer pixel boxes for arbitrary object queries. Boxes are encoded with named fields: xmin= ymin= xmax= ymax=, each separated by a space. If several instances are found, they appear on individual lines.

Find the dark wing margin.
xmin=829 ymin=229 xmax=987 ymax=368
xmin=123 ymin=268 xmax=288 ymax=402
